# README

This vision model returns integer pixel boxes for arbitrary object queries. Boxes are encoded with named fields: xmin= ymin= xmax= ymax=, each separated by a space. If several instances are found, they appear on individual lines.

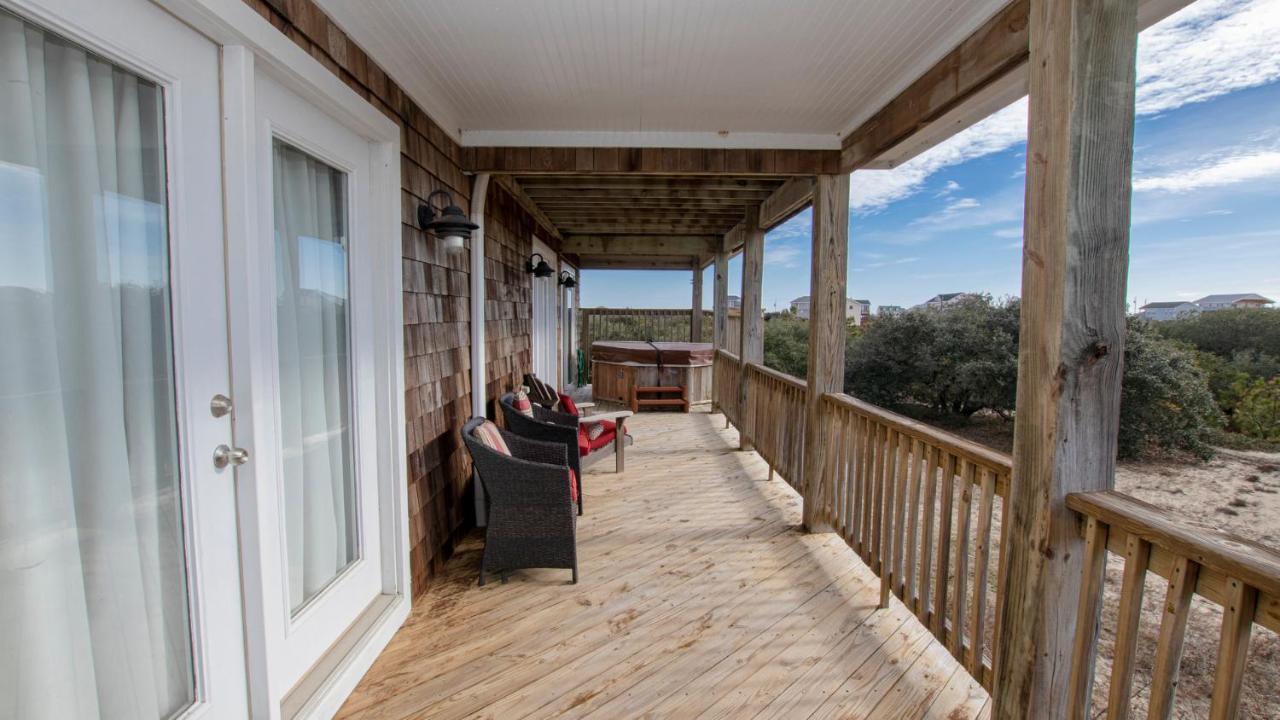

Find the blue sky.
xmin=581 ymin=0 xmax=1280 ymax=313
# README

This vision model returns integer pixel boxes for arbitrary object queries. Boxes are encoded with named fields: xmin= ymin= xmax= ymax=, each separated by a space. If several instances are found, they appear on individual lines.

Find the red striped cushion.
xmin=473 ymin=420 xmax=510 ymax=455
xmin=513 ymin=388 xmax=534 ymax=417
xmin=586 ymin=422 xmax=607 ymax=441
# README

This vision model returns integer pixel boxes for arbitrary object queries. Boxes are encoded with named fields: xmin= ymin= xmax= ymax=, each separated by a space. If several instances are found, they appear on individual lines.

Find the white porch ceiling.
xmin=314 ymin=0 xmax=1010 ymax=148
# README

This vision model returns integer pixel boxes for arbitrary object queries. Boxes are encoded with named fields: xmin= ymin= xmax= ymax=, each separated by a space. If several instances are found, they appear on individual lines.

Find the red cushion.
xmin=558 ymin=393 xmax=579 ymax=415
xmin=569 ymin=469 xmax=578 ymax=503
xmin=577 ymin=426 xmax=591 ymax=455
xmin=587 ymin=427 xmax=617 ymax=452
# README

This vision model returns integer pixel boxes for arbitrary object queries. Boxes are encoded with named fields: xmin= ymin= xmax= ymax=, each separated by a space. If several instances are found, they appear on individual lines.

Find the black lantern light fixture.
xmin=526 ymin=253 xmax=554 ymax=278
xmin=418 ymin=189 xmax=478 ymax=255
xmin=558 ymin=270 xmax=577 ymax=288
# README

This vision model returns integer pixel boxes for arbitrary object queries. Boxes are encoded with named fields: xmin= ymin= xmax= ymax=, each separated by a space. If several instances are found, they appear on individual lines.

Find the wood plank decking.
xmin=337 ymin=410 xmax=988 ymax=719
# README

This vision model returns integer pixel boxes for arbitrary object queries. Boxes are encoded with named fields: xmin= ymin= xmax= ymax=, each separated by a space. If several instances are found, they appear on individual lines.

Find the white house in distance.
xmin=1138 ymin=301 xmax=1200 ymax=321
xmin=1194 ymin=293 xmax=1274 ymax=311
xmin=1138 ymin=293 xmax=1274 ymax=321
xmin=726 ymin=294 xmax=742 ymax=310
xmin=790 ymin=296 xmax=870 ymax=323
xmin=919 ymin=292 xmax=978 ymax=310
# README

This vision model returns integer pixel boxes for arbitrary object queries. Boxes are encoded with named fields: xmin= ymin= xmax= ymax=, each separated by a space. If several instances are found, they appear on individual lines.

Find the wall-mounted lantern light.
xmin=526 ymin=253 xmax=554 ymax=277
xmin=558 ymin=270 xmax=577 ymax=288
xmin=418 ymin=189 xmax=477 ymax=255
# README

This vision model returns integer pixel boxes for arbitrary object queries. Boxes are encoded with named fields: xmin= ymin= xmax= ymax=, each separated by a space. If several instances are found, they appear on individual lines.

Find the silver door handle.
xmin=214 ymin=444 xmax=250 ymax=469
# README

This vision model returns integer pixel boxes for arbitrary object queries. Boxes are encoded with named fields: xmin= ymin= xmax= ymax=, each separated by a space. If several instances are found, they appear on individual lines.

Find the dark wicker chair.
xmin=462 ymin=417 xmax=578 ymax=586
xmin=499 ymin=393 xmax=584 ymax=515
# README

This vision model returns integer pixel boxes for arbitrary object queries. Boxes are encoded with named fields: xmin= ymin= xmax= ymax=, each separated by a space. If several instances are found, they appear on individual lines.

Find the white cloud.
xmin=1136 ymin=0 xmax=1280 ymax=115
xmin=850 ymin=0 xmax=1280 ymax=214
xmin=1133 ymin=150 xmax=1280 ymax=192
xmin=935 ymin=180 xmax=962 ymax=197
xmin=863 ymin=256 xmax=920 ymax=270
xmin=764 ymin=244 xmax=803 ymax=268
xmin=992 ymin=227 xmax=1023 ymax=239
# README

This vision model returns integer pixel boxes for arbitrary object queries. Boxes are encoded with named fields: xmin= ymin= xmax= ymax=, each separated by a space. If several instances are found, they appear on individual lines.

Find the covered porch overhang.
xmin=305 ymin=0 xmax=1280 ymax=717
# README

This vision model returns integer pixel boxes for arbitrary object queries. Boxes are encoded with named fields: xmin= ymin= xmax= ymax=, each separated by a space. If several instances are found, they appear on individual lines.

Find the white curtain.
xmin=271 ymin=141 xmax=357 ymax=613
xmin=1 ymin=10 xmax=193 ymax=720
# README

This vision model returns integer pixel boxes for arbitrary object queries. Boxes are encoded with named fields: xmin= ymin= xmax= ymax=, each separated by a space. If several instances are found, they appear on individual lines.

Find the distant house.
xmin=919 ymin=292 xmax=977 ymax=310
xmin=726 ymin=295 xmax=742 ymax=310
xmin=789 ymin=295 xmax=870 ymax=322
xmin=1193 ymin=293 xmax=1274 ymax=311
xmin=878 ymin=305 xmax=905 ymax=316
xmin=1138 ymin=301 xmax=1200 ymax=322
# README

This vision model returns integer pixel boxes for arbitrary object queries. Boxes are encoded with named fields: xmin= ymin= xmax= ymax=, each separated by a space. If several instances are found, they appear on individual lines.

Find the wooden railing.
xmin=743 ymin=363 xmax=807 ymax=493
xmin=1066 ymin=490 xmax=1280 ymax=719
xmin=712 ymin=349 xmax=741 ymax=428
xmin=814 ymin=392 xmax=1012 ymax=690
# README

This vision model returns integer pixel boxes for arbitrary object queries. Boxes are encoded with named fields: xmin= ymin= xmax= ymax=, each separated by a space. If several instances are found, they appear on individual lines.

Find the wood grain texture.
xmin=690 ymin=261 xmax=704 ymax=342
xmin=468 ymin=147 xmax=840 ymax=175
xmin=992 ymin=0 xmax=1139 ymax=715
xmin=738 ymin=206 xmax=764 ymax=450
xmin=1066 ymin=516 xmax=1109 ymax=720
xmin=759 ymin=175 xmax=815 ymax=229
xmin=1147 ymin=556 xmax=1199 ymax=720
xmin=840 ymin=0 xmax=1030 ymax=172
xmin=712 ymin=250 xmax=729 ymax=353
xmin=334 ymin=410 xmax=983 ymax=720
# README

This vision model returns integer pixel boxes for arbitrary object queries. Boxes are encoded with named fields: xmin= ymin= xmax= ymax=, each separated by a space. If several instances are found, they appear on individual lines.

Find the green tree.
xmin=763 ymin=313 xmax=809 ymax=378
xmin=1118 ymin=320 xmax=1222 ymax=459
xmin=1233 ymin=378 xmax=1280 ymax=441
xmin=1157 ymin=307 xmax=1280 ymax=357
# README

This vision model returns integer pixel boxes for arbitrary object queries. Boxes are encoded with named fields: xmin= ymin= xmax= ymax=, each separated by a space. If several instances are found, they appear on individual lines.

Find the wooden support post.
xmin=802 ymin=174 xmax=848 ymax=533
xmin=572 ymin=269 xmax=581 ymax=386
xmin=738 ymin=206 xmax=764 ymax=450
xmin=993 ymin=0 xmax=1139 ymax=716
xmin=691 ymin=262 xmax=704 ymax=342
xmin=713 ymin=249 xmax=729 ymax=350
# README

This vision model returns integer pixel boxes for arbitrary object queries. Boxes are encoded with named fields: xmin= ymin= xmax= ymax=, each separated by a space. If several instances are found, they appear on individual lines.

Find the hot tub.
xmin=590 ymin=341 xmax=714 ymax=406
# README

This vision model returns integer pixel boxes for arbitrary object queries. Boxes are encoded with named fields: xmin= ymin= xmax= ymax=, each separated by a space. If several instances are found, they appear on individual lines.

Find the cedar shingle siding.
xmin=244 ymin=0 xmax=547 ymax=593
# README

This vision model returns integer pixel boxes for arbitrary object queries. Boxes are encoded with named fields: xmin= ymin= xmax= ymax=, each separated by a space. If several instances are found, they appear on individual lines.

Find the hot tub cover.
xmin=591 ymin=341 xmax=714 ymax=366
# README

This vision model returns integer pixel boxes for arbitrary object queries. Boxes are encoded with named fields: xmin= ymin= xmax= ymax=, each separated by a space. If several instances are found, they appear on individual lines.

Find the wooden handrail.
xmin=744 ymin=361 xmax=807 ymax=391
xmin=1066 ymin=489 xmax=1280 ymax=719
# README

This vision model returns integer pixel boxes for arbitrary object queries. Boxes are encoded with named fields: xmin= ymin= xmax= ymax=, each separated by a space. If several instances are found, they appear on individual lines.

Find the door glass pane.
xmin=0 ymin=9 xmax=194 ymax=719
xmin=271 ymin=140 xmax=358 ymax=614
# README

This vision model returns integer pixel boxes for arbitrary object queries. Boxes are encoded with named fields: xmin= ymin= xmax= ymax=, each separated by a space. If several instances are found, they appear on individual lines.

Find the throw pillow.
xmin=473 ymin=420 xmax=510 ymax=455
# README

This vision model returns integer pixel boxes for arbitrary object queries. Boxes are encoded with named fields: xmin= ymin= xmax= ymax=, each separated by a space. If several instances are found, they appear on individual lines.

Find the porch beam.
xmin=573 ymin=255 xmax=704 ymax=271
xmin=993 ymin=0 xmax=1140 ymax=716
xmin=738 ymin=206 xmax=764 ymax=451
xmin=465 ymin=147 xmax=840 ymax=176
xmin=492 ymin=175 xmax=563 ymax=240
xmin=759 ymin=176 xmax=815 ymax=230
xmin=802 ymin=174 xmax=849 ymax=533
xmin=691 ymin=262 xmax=704 ymax=342
xmin=559 ymin=235 xmax=719 ymax=256
xmin=840 ymin=0 xmax=1030 ymax=172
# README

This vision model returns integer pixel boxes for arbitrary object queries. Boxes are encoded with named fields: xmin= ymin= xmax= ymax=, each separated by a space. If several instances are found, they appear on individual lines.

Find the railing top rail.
xmin=821 ymin=392 xmax=1014 ymax=477
xmin=581 ymin=308 xmax=709 ymax=315
xmin=1068 ymin=490 xmax=1280 ymax=597
xmin=715 ymin=348 xmax=740 ymax=363
xmin=744 ymin=361 xmax=807 ymax=391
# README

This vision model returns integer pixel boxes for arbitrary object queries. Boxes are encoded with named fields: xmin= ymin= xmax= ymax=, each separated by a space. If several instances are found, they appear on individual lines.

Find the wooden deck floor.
xmin=337 ymin=409 xmax=989 ymax=719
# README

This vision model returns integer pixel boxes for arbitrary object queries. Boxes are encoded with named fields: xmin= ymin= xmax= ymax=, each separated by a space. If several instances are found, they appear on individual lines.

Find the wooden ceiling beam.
xmin=492 ymin=175 xmax=563 ymax=240
xmin=573 ymin=254 xmax=704 ymax=270
xmin=517 ymin=176 xmax=782 ymax=192
xmin=465 ymin=147 xmax=839 ymax=175
xmin=758 ymin=176 xmax=815 ymax=230
xmin=560 ymin=235 xmax=719 ymax=256
xmin=840 ymin=0 xmax=1030 ymax=172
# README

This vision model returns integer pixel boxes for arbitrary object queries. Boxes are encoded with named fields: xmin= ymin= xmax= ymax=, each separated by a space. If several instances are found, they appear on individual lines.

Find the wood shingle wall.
xmin=243 ymin=0 xmax=544 ymax=593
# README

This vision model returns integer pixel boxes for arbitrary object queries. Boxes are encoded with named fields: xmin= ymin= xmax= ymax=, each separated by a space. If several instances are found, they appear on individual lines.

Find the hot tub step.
xmin=631 ymin=385 xmax=689 ymax=413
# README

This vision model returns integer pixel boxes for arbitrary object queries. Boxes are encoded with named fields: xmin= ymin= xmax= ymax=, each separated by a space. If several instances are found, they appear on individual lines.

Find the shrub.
xmin=1118 ymin=320 xmax=1221 ymax=459
xmin=1233 ymin=378 xmax=1280 ymax=442
xmin=1157 ymin=307 xmax=1280 ymax=357
xmin=762 ymin=313 xmax=809 ymax=378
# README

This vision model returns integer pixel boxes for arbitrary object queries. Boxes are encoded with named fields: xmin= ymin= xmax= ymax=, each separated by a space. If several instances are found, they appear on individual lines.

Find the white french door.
xmin=0 ymin=0 xmax=248 ymax=717
xmin=226 ymin=63 xmax=384 ymax=705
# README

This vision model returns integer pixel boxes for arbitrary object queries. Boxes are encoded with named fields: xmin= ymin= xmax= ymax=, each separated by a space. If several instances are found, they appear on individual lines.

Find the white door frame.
xmin=158 ymin=1 xmax=408 ymax=718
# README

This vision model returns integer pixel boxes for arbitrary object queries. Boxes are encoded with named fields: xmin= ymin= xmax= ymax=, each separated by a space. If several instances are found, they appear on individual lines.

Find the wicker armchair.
xmin=462 ymin=417 xmax=578 ymax=585
xmin=499 ymin=393 xmax=584 ymax=515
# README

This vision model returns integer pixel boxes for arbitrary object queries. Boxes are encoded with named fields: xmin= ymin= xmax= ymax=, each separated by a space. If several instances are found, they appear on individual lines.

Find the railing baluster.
xmin=1107 ymin=534 xmax=1153 ymax=720
xmin=859 ymin=416 xmax=876 ymax=559
xmin=1068 ymin=516 xmax=1110 ymax=720
xmin=905 ymin=438 xmax=924 ymax=610
xmin=949 ymin=461 xmax=974 ymax=658
xmin=968 ymin=468 xmax=996 ymax=678
xmin=1209 ymin=578 xmax=1259 ymax=720
xmin=889 ymin=432 xmax=911 ymax=603
xmin=870 ymin=424 xmax=887 ymax=571
xmin=934 ymin=453 xmax=957 ymax=641
xmin=1148 ymin=556 xmax=1199 ymax=720
xmin=918 ymin=446 xmax=939 ymax=623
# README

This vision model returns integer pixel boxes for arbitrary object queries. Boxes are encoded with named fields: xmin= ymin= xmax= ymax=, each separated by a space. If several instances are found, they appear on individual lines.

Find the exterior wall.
xmin=242 ymin=0 xmax=547 ymax=593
